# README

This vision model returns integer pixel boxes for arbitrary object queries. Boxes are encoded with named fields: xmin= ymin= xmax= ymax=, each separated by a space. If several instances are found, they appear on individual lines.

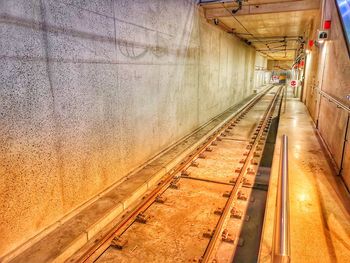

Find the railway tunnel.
xmin=1 ymin=0 xmax=350 ymax=262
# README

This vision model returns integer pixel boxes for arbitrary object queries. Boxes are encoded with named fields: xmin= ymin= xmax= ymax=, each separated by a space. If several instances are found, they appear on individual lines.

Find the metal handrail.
xmin=316 ymin=88 xmax=350 ymax=113
xmin=274 ymin=134 xmax=290 ymax=263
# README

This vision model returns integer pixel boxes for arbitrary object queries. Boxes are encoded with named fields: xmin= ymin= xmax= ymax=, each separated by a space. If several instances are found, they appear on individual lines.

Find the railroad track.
xmin=68 ymin=85 xmax=283 ymax=263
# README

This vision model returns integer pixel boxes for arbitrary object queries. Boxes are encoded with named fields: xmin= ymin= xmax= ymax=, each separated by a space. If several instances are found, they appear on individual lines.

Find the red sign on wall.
xmin=290 ymin=80 xmax=297 ymax=87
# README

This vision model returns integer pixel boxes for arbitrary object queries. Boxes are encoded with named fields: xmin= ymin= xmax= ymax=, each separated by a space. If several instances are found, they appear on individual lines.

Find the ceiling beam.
xmin=247 ymin=36 xmax=301 ymax=42
xmin=205 ymin=0 xmax=320 ymax=19
xmin=256 ymin=48 xmax=297 ymax=51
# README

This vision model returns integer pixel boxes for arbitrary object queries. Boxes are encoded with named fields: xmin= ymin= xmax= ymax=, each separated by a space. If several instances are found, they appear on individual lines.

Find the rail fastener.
xmin=230 ymin=208 xmax=242 ymax=219
xmin=135 ymin=213 xmax=150 ymax=224
xmin=235 ymin=167 xmax=242 ymax=173
xmin=222 ymin=191 xmax=231 ymax=198
xmin=253 ymin=152 xmax=261 ymax=158
xmin=247 ymin=168 xmax=255 ymax=175
xmin=222 ymin=229 xmax=235 ymax=243
xmin=214 ymin=207 xmax=224 ymax=215
xmin=199 ymin=153 xmax=206 ymax=159
xmin=155 ymin=195 xmax=167 ymax=204
xmin=169 ymin=178 xmax=180 ymax=189
xmin=203 ymin=229 xmax=215 ymax=239
xmin=191 ymin=161 xmax=199 ymax=167
xmin=251 ymin=159 xmax=258 ymax=165
xmin=237 ymin=191 xmax=248 ymax=201
xmin=229 ymin=178 xmax=237 ymax=184
xmin=205 ymin=147 xmax=213 ymax=152
xmin=110 ymin=236 xmax=128 ymax=250
xmin=242 ymin=179 xmax=252 ymax=188
xmin=181 ymin=170 xmax=191 ymax=177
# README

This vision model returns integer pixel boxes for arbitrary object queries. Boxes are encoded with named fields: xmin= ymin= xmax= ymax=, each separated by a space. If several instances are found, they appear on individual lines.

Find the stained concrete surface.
xmin=259 ymin=97 xmax=350 ymax=262
xmin=0 ymin=0 xmax=269 ymax=257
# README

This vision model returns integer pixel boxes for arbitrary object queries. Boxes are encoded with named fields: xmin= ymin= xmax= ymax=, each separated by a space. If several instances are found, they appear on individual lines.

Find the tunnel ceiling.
xmin=200 ymin=0 xmax=320 ymax=61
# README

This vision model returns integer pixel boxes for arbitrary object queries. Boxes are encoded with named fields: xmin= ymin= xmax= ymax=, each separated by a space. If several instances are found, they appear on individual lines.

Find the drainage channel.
xmin=233 ymin=86 xmax=285 ymax=263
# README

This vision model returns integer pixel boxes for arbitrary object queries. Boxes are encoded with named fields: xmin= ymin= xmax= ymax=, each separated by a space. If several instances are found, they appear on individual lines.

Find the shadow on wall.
xmin=0 ymin=0 xmax=260 ymax=257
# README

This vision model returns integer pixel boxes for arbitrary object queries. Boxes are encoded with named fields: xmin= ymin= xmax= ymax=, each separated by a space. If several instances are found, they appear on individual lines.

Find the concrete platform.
xmin=259 ymin=97 xmax=350 ymax=262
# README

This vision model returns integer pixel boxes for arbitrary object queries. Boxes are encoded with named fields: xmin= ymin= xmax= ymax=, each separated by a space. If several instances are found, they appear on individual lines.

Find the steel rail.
xmin=273 ymin=135 xmax=290 ymax=263
xmin=70 ymin=87 xmax=275 ymax=263
xmin=201 ymin=86 xmax=283 ymax=262
xmin=317 ymin=88 xmax=350 ymax=113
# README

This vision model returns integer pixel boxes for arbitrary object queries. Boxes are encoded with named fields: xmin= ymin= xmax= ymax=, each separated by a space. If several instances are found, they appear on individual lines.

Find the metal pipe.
xmin=198 ymin=0 xmax=233 ymax=4
xmin=317 ymin=88 xmax=350 ymax=113
xmin=274 ymin=135 xmax=290 ymax=263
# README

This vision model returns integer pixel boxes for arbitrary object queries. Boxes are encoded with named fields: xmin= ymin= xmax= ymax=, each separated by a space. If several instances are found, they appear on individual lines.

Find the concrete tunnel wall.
xmin=0 ymin=0 xmax=267 ymax=256
xmin=254 ymin=53 xmax=270 ymax=89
